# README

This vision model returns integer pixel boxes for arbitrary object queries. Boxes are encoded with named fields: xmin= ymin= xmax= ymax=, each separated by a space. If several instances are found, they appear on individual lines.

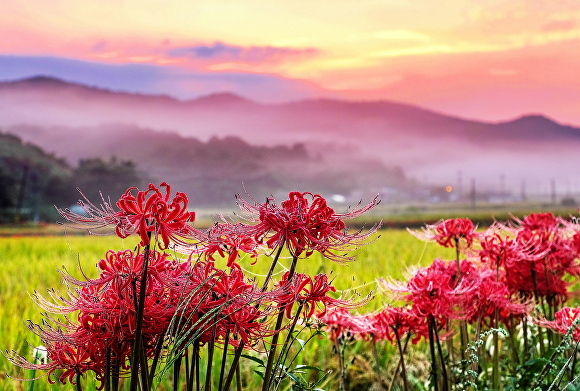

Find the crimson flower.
xmin=386 ymin=259 xmax=477 ymax=326
xmin=274 ymin=272 xmax=363 ymax=319
xmin=318 ymin=307 xmax=374 ymax=342
xmin=188 ymin=222 xmax=264 ymax=268
xmin=58 ymin=182 xmax=196 ymax=249
xmin=543 ymin=307 xmax=580 ymax=341
xmin=371 ymin=306 xmax=428 ymax=344
xmin=236 ymin=191 xmax=380 ymax=262
xmin=411 ymin=218 xmax=477 ymax=250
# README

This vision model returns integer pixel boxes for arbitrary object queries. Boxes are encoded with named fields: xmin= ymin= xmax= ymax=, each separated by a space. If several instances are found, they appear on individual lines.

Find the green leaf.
xmin=241 ymin=354 xmax=265 ymax=367
xmin=253 ymin=370 xmax=264 ymax=379
xmin=294 ymin=365 xmax=323 ymax=372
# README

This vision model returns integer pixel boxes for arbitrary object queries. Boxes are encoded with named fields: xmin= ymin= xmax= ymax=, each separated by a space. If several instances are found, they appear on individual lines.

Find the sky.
xmin=3 ymin=0 xmax=580 ymax=124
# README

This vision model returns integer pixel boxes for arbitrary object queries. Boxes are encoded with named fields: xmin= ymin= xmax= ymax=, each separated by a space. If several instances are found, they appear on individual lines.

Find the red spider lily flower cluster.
xmin=10 ymin=249 xmax=274 ymax=386
xmin=411 ymin=215 xmax=579 ymax=327
xmin=236 ymin=190 xmax=380 ymax=262
xmin=316 ymin=214 xmax=580 ymax=391
xmin=9 ymin=183 xmax=378 ymax=391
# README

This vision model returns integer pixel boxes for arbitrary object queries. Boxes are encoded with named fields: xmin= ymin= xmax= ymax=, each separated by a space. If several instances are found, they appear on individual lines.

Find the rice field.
xmin=0 ymin=229 xmax=452 ymax=390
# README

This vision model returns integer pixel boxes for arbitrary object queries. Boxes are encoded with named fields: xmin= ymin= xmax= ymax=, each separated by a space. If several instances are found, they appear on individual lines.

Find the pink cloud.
xmin=541 ymin=19 xmax=577 ymax=32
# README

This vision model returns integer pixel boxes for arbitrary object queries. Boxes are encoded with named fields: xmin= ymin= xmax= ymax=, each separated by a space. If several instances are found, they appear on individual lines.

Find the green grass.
xmin=0 ymin=229 xmax=450 ymax=390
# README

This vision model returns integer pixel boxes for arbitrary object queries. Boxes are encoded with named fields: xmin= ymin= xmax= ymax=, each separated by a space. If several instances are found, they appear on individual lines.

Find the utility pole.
xmin=470 ymin=178 xmax=476 ymax=211
xmin=500 ymin=174 xmax=505 ymax=204
xmin=457 ymin=170 xmax=463 ymax=201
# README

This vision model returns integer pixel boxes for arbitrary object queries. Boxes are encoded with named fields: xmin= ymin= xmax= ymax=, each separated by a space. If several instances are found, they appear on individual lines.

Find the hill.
xmin=2 ymin=76 xmax=580 ymax=198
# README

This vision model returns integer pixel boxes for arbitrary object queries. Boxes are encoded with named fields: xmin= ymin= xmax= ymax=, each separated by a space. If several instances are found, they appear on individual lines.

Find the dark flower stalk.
xmin=129 ymin=232 xmax=151 ymax=391
xmin=392 ymin=327 xmax=410 ymax=391
xmin=261 ymin=254 xmax=300 ymax=391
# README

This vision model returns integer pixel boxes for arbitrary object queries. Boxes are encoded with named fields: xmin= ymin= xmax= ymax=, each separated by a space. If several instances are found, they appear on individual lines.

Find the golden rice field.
xmin=0 ymin=229 xmax=453 ymax=391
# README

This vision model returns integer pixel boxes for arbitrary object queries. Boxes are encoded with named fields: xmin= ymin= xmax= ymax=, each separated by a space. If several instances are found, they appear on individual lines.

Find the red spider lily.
xmin=410 ymin=218 xmax=477 ymax=250
xmin=114 ymin=182 xmax=196 ymax=248
xmin=188 ymin=222 xmax=264 ymax=268
xmin=371 ymin=306 xmax=428 ymax=344
xmin=479 ymin=217 xmax=580 ymax=303
xmin=7 ymin=341 xmax=105 ymax=387
xmin=479 ymin=229 xmax=529 ymax=270
xmin=18 ymin=249 xmax=198 ymax=388
xmin=275 ymin=272 xmax=361 ymax=319
xmin=236 ymin=191 xmax=380 ymax=262
xmin=463 ymin=273 xmax=531 ymax=327
xmin=542 ymin=307 xmax=580 ymax=341
xmin=58 ymin=182 xmax=196 ymax=249
xmin=386 ymin=259 xmax=478 ymax=326
xmin=220 ymin=303 xmax=272 ymax=347
xmin=515 ymin=212 xmax=561 ymax=236
xmin=318 ymin=307 xmax=374 ymax=342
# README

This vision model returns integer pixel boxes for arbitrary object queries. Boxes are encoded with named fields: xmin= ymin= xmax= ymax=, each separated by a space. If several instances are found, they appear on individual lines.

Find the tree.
xmin=71 ymin=157 xmax=146 ymax=202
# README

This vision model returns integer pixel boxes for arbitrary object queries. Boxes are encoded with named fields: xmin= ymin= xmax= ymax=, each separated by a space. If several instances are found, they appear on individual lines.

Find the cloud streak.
xmin=167 ymin=42 xmax=318 ymax=64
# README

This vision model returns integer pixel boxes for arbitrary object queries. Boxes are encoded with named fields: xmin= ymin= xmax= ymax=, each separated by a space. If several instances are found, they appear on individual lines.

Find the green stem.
xmin=334 ymin=337 xmax=347 ymax=391
xmin=272 ymin=304 xmax=304 ymax=387
xmin=432 ymin=318 xmax=449 ymax=391
xmin=174 ymin=354 xmax=182 ymax=391
xmin=492 ymin=309 xmax=500 ymax=391
xmin=261 ymin=241 xmax=285 ymax=291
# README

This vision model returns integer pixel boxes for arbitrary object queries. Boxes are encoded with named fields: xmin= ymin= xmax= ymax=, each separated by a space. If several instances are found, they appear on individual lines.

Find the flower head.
xmin=236 ymin=191 xmax=380 ymax=262
xmin=410 ymin=218 xmax=477 ymax=250
xmin=58 ymin=182 xmax=196 ymax=249
xmin=543 ymin=307 xmax=580 ymax=341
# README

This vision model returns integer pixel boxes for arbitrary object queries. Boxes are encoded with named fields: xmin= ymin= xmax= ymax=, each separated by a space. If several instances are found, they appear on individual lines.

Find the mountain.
xmin=2 ymin=76 xmax=580 ymax=196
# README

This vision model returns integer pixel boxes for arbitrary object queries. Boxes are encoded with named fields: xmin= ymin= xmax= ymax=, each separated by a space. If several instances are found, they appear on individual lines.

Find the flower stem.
xmin=218 ymin=330 xmax=231 ymax=391
xmin=205 ymin=326 xmax=217 ymax=391
xmin=428 ymin=318 xmax=439 ymax=391
xmin=261 ymin=241 xmax=285 ymax=291
xmin=393 ymin=328 xmax=410 ymax=391
xmin=223 ymin=341 xmax=245 ymax=391
xmin=261 ymin=253 xmax=299 ymax=391
xmin=272 ymin=304 xmax=304 ymax=385
xmin=130 ymin=235 xmax=152 ymax=391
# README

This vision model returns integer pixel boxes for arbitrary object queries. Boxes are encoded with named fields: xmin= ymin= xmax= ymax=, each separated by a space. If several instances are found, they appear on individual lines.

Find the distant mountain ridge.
xmin=2 ymin=75 xmax=578 ymax=141
xmin=2 ymin=75 xmax=580 ymax=193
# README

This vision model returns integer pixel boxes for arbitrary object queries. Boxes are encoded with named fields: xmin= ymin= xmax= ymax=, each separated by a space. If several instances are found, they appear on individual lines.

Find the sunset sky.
xmin=3 ymin=0 xmax=580 ymax=124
